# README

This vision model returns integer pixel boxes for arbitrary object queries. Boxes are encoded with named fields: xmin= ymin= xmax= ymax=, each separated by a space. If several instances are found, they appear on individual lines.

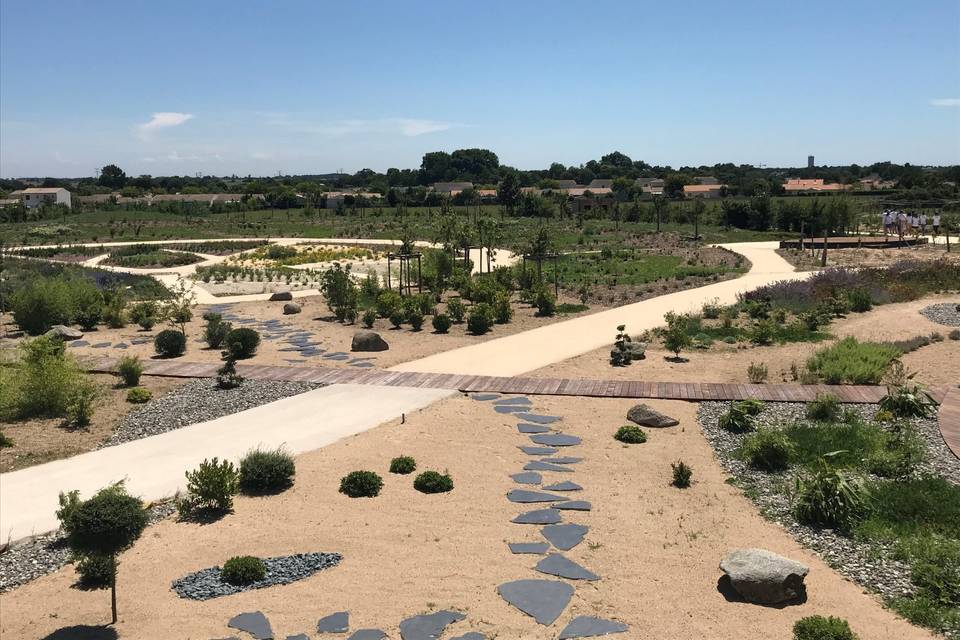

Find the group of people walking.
xmin=882 ymin=210 xmax=941 ymax=237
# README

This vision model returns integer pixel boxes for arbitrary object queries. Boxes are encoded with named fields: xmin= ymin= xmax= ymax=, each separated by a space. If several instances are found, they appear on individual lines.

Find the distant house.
xmin=432 ymin=181 xmax=474 ymax=196
xmin=150 ymin=193 xmax=253 ymax=204
xmin=16 ymin=187 xmax=72 ymax=209
xmin=783 ymin=178 xmax=848 ymax=193
xmin=693 ymin=176 xmax=719 ymax=185
xmin=475 ymin=189 xmax=499 ymax=200
xmin=554 ymin=179 xmax=579 ymax=189
xmin=858 ymin=174 xmax=896 ymax=190
xmin=635 ymin=177 xmax=665 ymax=195
xmin=570 ymin=193 xmax=615 ymax=214
xmin=322 ymin=191 xmax=381 ymax=209
xmin=587 ymin=179 xmax=614 ymax=190
xmin=0 ymin=198 xmax=20 ymax=209
xmin=565 ymin=187 xmax=613 ymax=197
xmin=683 ymin=184 xmax=725 ymax=198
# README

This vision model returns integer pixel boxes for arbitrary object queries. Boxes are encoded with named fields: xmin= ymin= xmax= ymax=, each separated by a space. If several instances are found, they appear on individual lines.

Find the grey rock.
xmin=542 ymin=481 xmax=582 ymax=491
xmin=497 ymin=579 xmax=574 ymax=625
xmin=68 ymin=340 xmax=89 ymax=347
xmin=535 ymin=553 xmax=599 ymax=581
xmin=541 ymin=524 xmax=589 ymax=551
xmin=519 ymin=446 xmax=558 ymax=456
xmin=510 ymin=471 xmax=542 ymax=485
xmin=524 ymin=461 xmax=573 ymax=473
xmin=495 ymin=405 xmax=529 ymax=414
xmin=559 ymin=616 xmax=629 ymax=638
xmin=515 ymin=413 xmax=561 ymax=424
xmin=351 ymin=330 xmax=389 ymax=352
xmin=518 ymin=423 xmax=552 ymax=434
xmin=317 ymin=611 xmax=349 ymax=633
xmin=347 ymin=631 xmax=386 ymax=640
xmin=627 ymin=403 xmax=679 ymax=428
xmin=530 ymin=434 xmax=582 ymax=447
xmin=286 ymin=635 xmax=310 ymax=640
xmin=471 ymin=393 xmax=500 ymax=401
xmin=228 ymin=611 xmax=274 ymax=640
xmin=91 ymin=341 xmax=112 ymax=348
xmin=45 ymin=325 xmax=83 ymax=340
xmin=450 ymin=634 xmax=486 ymax=640
xmin=509 ymin=542 xmax=550 ymax=554
xmin=512 ymin=508 xmax=563 ymax=524
xmin=507 ymin=489 xmax=569 ymax=503
xmin=494 ymin=396 xmax=532 ymax=406
xmin=398 ymin=610 xmax=465 ymax=640
xmin=282 ymin=302 xmax=302 ymax=315
xmin=719 ymin=548 xmax=809 ymax=604
xmin=541 ymin=457 xmax=582 ymax=465
xmin=269 ymin=291 xmax=293 ymax=301
xmin=554 ymin=500 xmax=592 ymax=511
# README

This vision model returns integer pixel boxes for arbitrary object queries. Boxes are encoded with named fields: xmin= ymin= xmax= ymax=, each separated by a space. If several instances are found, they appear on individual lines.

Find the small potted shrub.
xmin=614 ymin=425 xmax=647 ymax=444
xmin=238 ymin=448 xmax=295 ymax=495
xmin=339 ymin=470 xmax=384 ymax=498
xmin=154 ymin=329 xmax=186 ymax=358
xmin=413 ymin=470 xmax=454 ymax=494
xmin=389 ymin=455 xmax=416 ymax=475
xmin=221 ymin=556 xmax=266 ymax=586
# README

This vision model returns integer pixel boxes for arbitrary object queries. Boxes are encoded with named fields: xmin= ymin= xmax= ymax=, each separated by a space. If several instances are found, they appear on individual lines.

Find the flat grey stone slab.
xmin=398 ymin=610 xmax=465 ymax=640
xmin=497 ymin=579 xmax=574 ymax=625
xmin=286 ymin=635 xmax=310 ymax=640
xmin=347 ymin=631 xmax=385 ymax=640
xmin=515 ymin=413 xmax=561 ymax=424
xmin=228 ymin=611 xmax=274 ymax=639
xmin=317 ymin=611 xmax=349 ymax=633
xmin=495 ymin=405 xmax=530 ymax=414
xmin=535 ymin=553 xmax=599 ymax=581
xmin=494 ymin=396 xmax=532 ymax=406
xmin=507 ymin=489 xmax=569 ymax=503
xmin=524 ymin=461 xmax=573 ymax=473
xmin=471 ymin=393 xmax=500 ymax=401
xmin=512 ymin=508 xmax=563 ymax=524
xmin=554 ymin=500 xmax=592 ymax=511
xmin=508 ymin=542 xmax=551 ymax=554
xmin=510 ymin=471 xmax=542 ymax=485
xmin=519 ymin=446 xmax=558 ymax=456
xmin=113 ymin=342 xmax=128 ymax=349
xmin=541 ymin=457 xmax=582 ymax=465
xmin=69 ymin=340 xmax=89 ymax=347
xmin=324 ymin=353 xmax=350 ymax=361
xmin=543 ymin=481 xmax=582 ymax=491
xmin=541 ymin=523 xmax=589 ymax=551
xmin=559 ymin=616 xmax=629 ymax=638
xmin=530 ymin=434 xmax=582 ymax=447
xmin=518 ymin=423 xmax=552 ymax=434
xmin=351 ymin=361 xmax=375 ymax=368
xmin=91 ymin=342 xmax=112 ymax=348
xmin=450 ymin=634 xmax=486 ymax=640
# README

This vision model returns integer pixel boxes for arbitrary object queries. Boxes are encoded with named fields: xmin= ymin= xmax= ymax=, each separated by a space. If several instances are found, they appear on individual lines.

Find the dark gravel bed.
xmin=102 ymin=378 xmax=322 ymax=447
xmin=920 ymin=301 xmax=960 ymax=327
xmin=0 ymin=500 xmax=176 ymax=593
xmin=698 ymin=400 xmax=959 ymax=609
xmin=171 ymin=552 xmax=342 ymax=600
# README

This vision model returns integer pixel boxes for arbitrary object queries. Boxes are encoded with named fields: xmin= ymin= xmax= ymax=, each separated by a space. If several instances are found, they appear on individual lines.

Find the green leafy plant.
xmin=671 ymin=460 xmax=692 ymax=488
xmin=806 ymin=393 xmax=841 ymax=422
xmin=792 ymin=455 xmax=870 ymax=530
xmin=414 ymin=470 xmax=454 ymax=494
xmin=116 ymin=354 xmax=143 ymax=387
xmin=431 ymin=313 xmax=451 ymax=333
xmin=376 ymin=291 xmax=402 ymax=319
xmin=792 ymin=615 xmax=858 ymax=640
xmin=718 ymin=403 xmax=756 ymax=433
xmin=74 ymin=553 xmax=115 ymax=589
xmin=467 ymin=303 xmax=495 ymax=335
xmin=533 ymin=286 xmax=556 ymax=317
xmin=806 ymin=337 xmax=900 ymax=384
xmin=407 ymin=309 xmax=425 ymax=331
xmin=389 ymin=309 xmax=405 ymax=328
xmin=614 ymin=424 xmax=647 ymax=444
xmin=0 ymin=430 xmax=13 ymax=449
xmin=740 ymin=427 xmax=795 ymax=471
xmin=154 ymin=329 xmax=186 ymax=358
xmin=66 ymin=380 xmax=99 ymax=427
xmin=221 ymin=556 xmax=266 ymax=585
xmin=202 ymin=312 xmax=232 ymax=348
xmin=734 ymin=399 xmax=765 ymax=415
xmin=223 ymin=327 xmax=260 ymax=359
xmin=493 ymin=291 xmax=513 ymax=324
xmin=663 ymin=312 xmax=692 ymax=359
xmin=216 ymin=358 xmax=244 ymax=389
xmin=446 ymin=297 xmax=466 ymax=323
xmin=339 ymin=470 xmax=384 ymax=497
xmin=389 ymin=455 xmax=417 ymax=474
xmin=747 ymin=362 xmax=768 ymax=383
xmin=847 ymin=289 xmax=873 ymax=313
xmin=361 ymin=308 xmax=377 ymax=329
xmin=125 ymin=387 xmax=151 ymax=404
xmin=10 ymin=276 xmax=75 ymax=335
xmin=129 ymin=301 xmax=159 ymax=331
xmin=178 ymin=457 xmax=239 ymax=516
xmin=239 ymin=448 xmax=295 ymax=495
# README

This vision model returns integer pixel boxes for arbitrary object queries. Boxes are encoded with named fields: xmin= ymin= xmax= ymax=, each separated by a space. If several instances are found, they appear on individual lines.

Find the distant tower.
xmin=807 ymin=155 xmax=815 ymax=168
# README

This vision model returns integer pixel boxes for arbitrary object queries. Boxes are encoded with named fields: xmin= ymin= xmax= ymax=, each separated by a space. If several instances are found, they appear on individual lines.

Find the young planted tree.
xmin=689 ymin=197 xmax=706 ymax=239
xmin=163 ymin=277 xmax=197 ymax=335
xmin=663 ymin=312 xmax=692 ymax=361
xmin=652 ymin=195 xmax=668 ymax=233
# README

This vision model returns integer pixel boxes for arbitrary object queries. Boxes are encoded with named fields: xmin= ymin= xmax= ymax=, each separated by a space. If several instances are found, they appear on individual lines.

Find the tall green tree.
xmin=498 ymin=172 xmax=521 ymax=214
xmin=98 ymin=164 xmax=127 ymax=189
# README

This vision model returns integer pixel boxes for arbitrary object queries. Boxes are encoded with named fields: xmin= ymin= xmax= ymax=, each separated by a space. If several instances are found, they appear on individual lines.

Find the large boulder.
xmin=269 ymin=291 xmax=293 ymax=301
xmin=282 ymin=302 xmax=301 ymax=315
xmin=626 ymin=403 xmax=679 ymax=428
xmin=352 ymin=330 xmax=389 ymax=352
xmin=46 ymin=325 xmax=83 ymax=340
xmin=719 ymin=548 xmax=809 ymax=604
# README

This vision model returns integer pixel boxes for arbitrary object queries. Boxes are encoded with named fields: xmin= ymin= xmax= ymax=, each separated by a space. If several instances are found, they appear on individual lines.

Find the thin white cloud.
xmin=265 ymin=114 xmax=460 ymax=137
xmin=137 ymin=112 xmax=195 ymax=138
xmin=930 ymin=98 xmax=960 ymax=107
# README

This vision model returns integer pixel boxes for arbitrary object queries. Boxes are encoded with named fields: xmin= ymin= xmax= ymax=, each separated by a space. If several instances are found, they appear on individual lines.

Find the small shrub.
xmin=718 ymin=404 xmax=755 ymax=433
xmin=793 ymin=459 xmax=869 ymax=530
xmin=806 ymin=393 xmax=841 ymax=422
xmin=202 ymin=312 xmax=232 ymax=348
xmin=239 ymin=448 xmax=295 ymax=495
xmin=702 ymin=298 xmax=721 ymax=319
xmin=747 ymin=362 xmax=768 ymax=383
xmin=671 ymin=460 xmax=692 ymax=488
xmin=740 ymin=427 xmax=795 ymax=471
xmin=389 ymin=309 xmax=405 ymax=328
xmin=806 ymin=337 xmax=900 ymax=384
xmin=493 ymin=292 xmax=513 ymax=324
xmin=178 ymin=457 xmax=239 ymax=515
xmin=407 ymin=310 xmax=424 ymax=331
xmin=847 ymin=289 xmax=873 ymax=313
xmin=216 ymin=358 xmax=244 ymax=389
xmin=771 ymin=306 xmax=788 ymax=324
xmin=389 ymin=455 xmax=417 ymax=475
xmin=879 ymin=383 xmax=937 ymax=419
xmin=0 ymin=430 xmax=12 ymax=449
xmin=66 ymin=380 xmax=99 ymax=427
xmin=221 ymin=556 xmax=266 ymax=585
xmin=734 ymin=399 xmax=765 ymax=416
xmin=74 ymin=553 xmax=115 ymax=589
xmin=115 ymin=354 xmax=143 ymax=387
xmin=223 ymin=327 xmax=260 ymax=359
xmin=129 ymin=301 xmax=159 ymax=331
xmin=534 ymin=287 xmax=556 ymax=317
xmin=793 ymin=615 xmax=857 ymax=640
xmin=663 ymin=312 xmax=692 ymax=359
xmin=614 ymin=425 xmax=647 ymax=444
xmin=949 ymin=329 xmax=960 ymax=341
xmin=10 ymin=276 xmax=75 ymax=335
xmin=446 ymin=297 xmax=466 ymax=323
xmin=72 ymin=285 xmax=104 ymax=331
xmin=432 ymin=313 xmax=451 ymax=333
xmin=125 ymin=387 xmax=151 ymax=404
xmin=154 ymin=329 xmax=186 ymax=358
xmin=376 ymin=291 xmax=402 ymax=318
xmin=467 ymin=303 xmax=494 ymax=335
xmin=414 ymin=470 xmax=454 ymax=494
xmin=339 ymin=470 xmax=384 ymax=497
xmin=749 ymin=319 xmax=776 ymax=345
xmin=361 ymin=308 xmax=377 ymax=329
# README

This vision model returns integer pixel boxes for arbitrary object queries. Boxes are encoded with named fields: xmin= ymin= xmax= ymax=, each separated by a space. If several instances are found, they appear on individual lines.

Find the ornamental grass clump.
xmin=806 ymin=393 xmax=841 ymax=422
xmin=740 ymin=427 xmax=795 ymax=472
xmin=806 ymin=337 xmax=900 ymax=384
xmin=116 ymin=354 xmax=143 ymax=387
xmin=414 ymin=470 xmax=454 ymax=494
xmin=792 ymin=456 xmax=870 ymax=530
xmin=339 ymin=470 xmax=384 ymax=498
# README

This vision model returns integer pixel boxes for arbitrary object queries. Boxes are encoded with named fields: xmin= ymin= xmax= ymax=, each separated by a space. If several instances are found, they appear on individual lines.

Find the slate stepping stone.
xmin=113 ymin=343 xmax=129 ymax=349
xmin=554 ymin=501 xmax=592 ymax=511
xmin=541 ymin=524 xmax=589 ymax=551
xmin=530 ymin=434 xmax=581 ymax=447
xmin=450 ymin=634 xmax=485 ymax=640
xmin=519 ymin=446 xmax=558 ymax=456
xmin=471 ymin=393 xmax=500 ymax=401
xmin=69 ymin=340 xmax=89 ymax=347
xmin=495 ymin=405 xmax=530 ymax=414
xmin=228 ymin=611 xmax=274 ymax=640
xmin=541 ymin=457 xmax=582 ymax=465
xmin=497 ymin=579 xmax=575 ymax=625
xmin=347 ymin=631 xmax=385 ymax=640
xmin=278 ymin=347 xmax=302 ymax=352
xmin=542 ymin=481 xmax=582 ymax=492
xmin=518 ymin=423 xmax=552 ymax=434
xmin=324 ymin=353 xmax=349 ymax=361
xmin=91 ymin=342 xmax=112 ymax=348
xmin=559 ymin=616 xmax=628 ymax=639
xmin=524 ymin=461 xmax=573 ymax=473
xmin=535 ymin=553 xmax=599 ymax=581
xmin=317 ymin=611 xmax=349 ymax=633
xmin=508 ymin=489 xmax=569 ymax=504
xmin=510 ymin=471 xmax=542 ymax=485
xmin=130 ymin=337 xmax=151 ymax=344
xmin=515 ymin=413 xmax=561 ymax=424
xmin=512 ymin=508 xmax=562 ymax=524
xmin=494 ymin=396 xmax=532 ymax=406
xmin=351 ymin=362 xmax=375 ymax=368
xmin=348 ymin=357 xmax=375 ymax=364
xmin=508 ymin=542 xmax=550 ymax=554
xmin=286 ymin=635 xmax=310 ymax=640
xmin=398 ymin=610 xmax=465 ymax=640
xmin=284 ymin=359 xmax=306 ymax=364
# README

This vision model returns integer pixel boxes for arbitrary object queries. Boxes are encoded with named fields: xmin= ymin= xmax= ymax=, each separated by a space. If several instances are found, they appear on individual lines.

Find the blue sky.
xmin=1 ymin=0 xmax=958 ymax=178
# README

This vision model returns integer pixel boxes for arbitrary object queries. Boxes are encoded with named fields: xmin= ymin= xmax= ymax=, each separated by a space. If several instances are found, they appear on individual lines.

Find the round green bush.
xmin=614 ymin=425 xmax=647 ymax=444
xmin=432 ymin=313 xmax=451 ymax=334
xmin=221 ymin=555 xmax=267 ymax=586
xmin=407 ymin=310 xmax=424 ymax=331
xmin=389 ymin=456 xmax=417 ymax=475
xmin=224 ymin=327 xmax=261 ymax=359
xmin=793 ymin=615 xmax=857 ymax=640
xmin=154 ymin=329 xmax=186 ymax=358
xmin=339 ymin=470 xmax=384 ymax=498
xmin=125 ymin=387 xmax=152 ymax=404
xmin=361 ymin=309 xmax=377 ymax=329
xmin=75 ymin=553 xmax=115 ymax=589
xmin=740 ymin=427 xmax=794 ymax=471
xmin=10 ymin=276 xmax=75 ymax=335
xmin=467 ymin=303 xmax=494 ymax=335
xmin=389 ymin=309 xmax=405 ymax=329
xmin=413 ymin=470 xmax=454 ymax=494
xmin=238 ymin=448 xmax=295 ymax=495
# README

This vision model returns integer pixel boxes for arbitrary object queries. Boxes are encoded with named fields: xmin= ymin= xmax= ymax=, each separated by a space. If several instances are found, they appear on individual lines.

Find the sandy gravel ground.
xmin=530 ymin=295 xmax=960 ymax=389
xmin=0 ymin=394 xmax=934 ymax=640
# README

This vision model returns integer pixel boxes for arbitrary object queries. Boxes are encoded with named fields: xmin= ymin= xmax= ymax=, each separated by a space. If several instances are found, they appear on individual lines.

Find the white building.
xmin=16 ymin=187 xmax=72 ymax=209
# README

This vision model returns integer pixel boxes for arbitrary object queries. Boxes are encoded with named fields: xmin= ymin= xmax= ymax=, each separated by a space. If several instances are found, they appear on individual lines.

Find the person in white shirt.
xmin=883 ymin=211 xmax=893 ymax=234
xmin=933 ymin=213 xmax=941 ymax=235
xmin=919 ymin=213 xmax=927 ymax=233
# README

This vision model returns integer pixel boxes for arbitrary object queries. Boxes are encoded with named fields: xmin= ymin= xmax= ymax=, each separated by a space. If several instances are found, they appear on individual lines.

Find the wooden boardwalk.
xmin=85 ymin=357 xmax=958 ymax=460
